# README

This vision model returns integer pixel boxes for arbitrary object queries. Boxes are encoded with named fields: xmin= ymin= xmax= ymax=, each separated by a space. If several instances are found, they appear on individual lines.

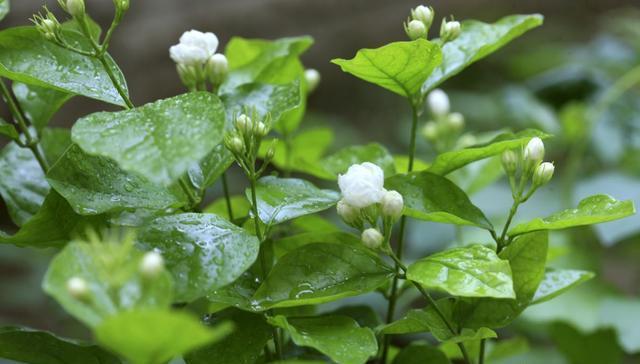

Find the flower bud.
xmin=66 ymin=277 xmax=89 ymax=299
xmin=65 ymin=0 xmax=85 ymax=17
xmin=235 ymin=114 xmax=251 ymax=133
xmin=405 ymin=20 xmax=427 ymax=40
xmin=225 ymin=135 xmax=245 ymax=155
xmin=207 ymin=53 xmax=228 ymax=86
xmin=304 ymin=68 xmax=321 ymax=93
xmin=255 ymin=121 xmax=269 ymax=137
xmin=447 ymin=112 xmax=465 ymax=131
xmin=337 ymin=199 xmax=360 ymax=225
xmin=381 ymin=190 xmax=404 ymax=220
xmin=533 ymin=162 xmax=554 ymax=186
xmin=265 ymin=143 xmax=276 ymax=161
xmin=422 ymin=121 xmax=438 ymax=140
xmin=440 ymin=19 xmax=461 ymax=43
xmin=412 ymin=5 xmax=434 ymax=28
xmin=361 ymin=228 xmax=384 ymax=250
xmin=140 ymin=251 xmax=164 ymax=278
xmin=501 ymin=149 xmax=518 ymax=175
xmin=427 ymin=89 xmax=450 ymax=116
xmin=524 ymin=137 xmax=544 ymax=171
xmin=115 ymin=0 xmax=130 ymax=12
xmin=34 ymin=14 xmax=59 ymax=41
xmin=176 ymin=64 xmax=198 ymax=89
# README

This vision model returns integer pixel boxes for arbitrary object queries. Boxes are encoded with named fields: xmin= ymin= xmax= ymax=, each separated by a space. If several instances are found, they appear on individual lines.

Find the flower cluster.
xmin=224 ymin=112 xmax=276 ymax=177
xmin=422 ymin=89 xmax=471 ymax=152
xmin=502 ymin=137 xmax=555 ymax=202
xmin=170 ymin=30 xmax=229 ymax=91
xmin=337 ymin=162 xmax=404 ymax=250
xmin=404 ymin=4 xmax=460 ymax=43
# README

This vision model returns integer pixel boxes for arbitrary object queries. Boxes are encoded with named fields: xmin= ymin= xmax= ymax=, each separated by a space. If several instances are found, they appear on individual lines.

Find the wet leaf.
xmin=392 ymin=344 xmax=450 ymax=364
xmin=532 ymin=269 xmax=595 ymax=304
xmin=268 ymin=315 xmax=378 ymax=364
xmin=252 ymin=243 xmax=393 ymax=310
xmin=12 ymin=82 xmax=72 ymax=131
xmin=137 ymin=213 xmax=259 ymax=302
xmin=0 ymin=26 xmax=128 ymax=106
xmin=47 ymin=144 xmax=186 ymax=215
xmin=72 ymin=92 xmax=226 ymax=185
xmin=251 ymin=176 xmax=340 ymax=225
xmin=407 ymin=245 xmax=515 ymax=299
xmin=0 ymin=118 xmax=18 ymax=140
xmin=421 ymin=14 xmax=543 ymax=93
xmin=509 ymin=195 xmax=635 ymax=237
xmin=385 ymin=171 xmax=493 ymax=229
xmin=221 ymin=81 xmax=301 ymax=128
xmin=320 ymin=143 xmax=396 ymax=180
xmin=0 ymin=0 xmax=8 ymax=21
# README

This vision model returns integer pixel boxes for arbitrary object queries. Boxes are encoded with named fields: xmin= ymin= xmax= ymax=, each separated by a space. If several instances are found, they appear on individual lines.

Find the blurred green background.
xmin=2 ymin=1 xmax=640 ymax=363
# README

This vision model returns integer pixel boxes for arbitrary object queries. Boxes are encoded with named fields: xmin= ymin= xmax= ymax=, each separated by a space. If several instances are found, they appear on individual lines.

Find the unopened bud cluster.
xmin=170 ymin=30 xmax=229 ymax=91
xmin=32 ymin=9 xmax=61 ymax=41
xmin=501 ymin=137 xmax=555 ymax=201
xmin=336 ymin=162 xmax=404 ymax=251
xmin=224 ymin=112 xmax=276 ymax=177
xmin=422 ymin=89 xmax=469 ymax=152
xmin=404 ymin=4 xmax=460 ymax=43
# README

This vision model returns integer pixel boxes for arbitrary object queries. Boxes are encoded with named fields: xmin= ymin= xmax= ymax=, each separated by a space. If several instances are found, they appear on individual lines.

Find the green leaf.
xmin=0 ymin=118 xmax=18 ymax=140
xmin=320 ymin=143 xmax=396 ymax=180
xmin=0 ymin=26 xmax=128 ymax=106
xmin=458 ymin=231 xmax=548 ymax=329
xmin=0 ymin=327 xmax=121 ymax=364
xmin=13 ymin=82 xmax=72 ymax=131
xmin=508 ymin=194 xmax=636 ymax=237
xmin=393 ymin=155 xmax=430 ymax=174
xmin=272 ymin=231 xmax=360 ymax=259
xmin=428 ymin=129 xmax=549 ymax=176
xmin=532 ymin=269 xmax=595 ymax=305
xmin=223 ymin=36 xmax=312 ymax=91
xmin=42 ymin=241 xmax=174 ymax=327
xmin=0 ymin=128 xmax=70 ymax=226
xmin=47 ymin=144 xmax=186 ymax=215
xmin=332 ymin=39 xmax=442 ymax=99
xmin=251 ymin=176 xmax=340 ymax=225
xmin=95 ymin=309 xmax=232 ymax=364
xmin=72 ymin=92 xmax=226 ymax=185
xmin=137 ymin=213 xmax=259 ymax=302
xmin=185 ymin=310 xmax=271 ymax=364
xmin=0 ymin=142 xmax=49 ymax=225
xmin=392 ymin=344 xmax=451 ymax=364
xmin=0 ymin=0 xmax=8 ymax=21
xmin=0 ymin=191 xmax=103 ymax=248
xmin=407 ymin=245 xmax=515 ymax=299
xmin=187 ymin=144 xmax=234 ymax=192
xmin=379 ymin=300 xmax=455 ymax=340
xmin=550 ymin=322 xmax=623 ymax=364
xmin=268 ymin=315 xmax=378 ymax=364
xmin=207 ymin=269 xmax=261 ymax=311
xmin=252 ymin=243 xmax=393 ymax=310
xmin=421 ymin=14 xmax=544 ymax=93
xmin=446 ymin=327 xmax=497 ymax=344
xmin=330 ymin=305 xmax=382 ymax=329
xmin=221 ymin=81 xmax=301 ymax=129
xmin=385 ymin=171 xmax=493 ymax=229
xmin=203 ymin=195 xmax=251 ymax=221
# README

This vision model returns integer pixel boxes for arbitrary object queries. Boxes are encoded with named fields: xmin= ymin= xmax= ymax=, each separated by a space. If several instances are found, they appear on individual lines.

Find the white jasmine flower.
xmin=170 ymin=30 xmax=220 ymax=66
xmin=66 ymin=276 xmax=89 ymax=299
xmin=170 ymin=43 xmax=208 ymax=66
xmin=533 ymin=162 xmax=554 ymax=186
xmin=338 ymin=162 xmax=386 ymax=209
xmin=140 ymin=251 xmax=164 ymax=278
xmin=179 ymin=30 xmax=219 ymax=58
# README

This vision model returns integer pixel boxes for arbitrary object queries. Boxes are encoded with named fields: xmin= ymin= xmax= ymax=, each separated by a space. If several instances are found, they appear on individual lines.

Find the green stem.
xmin=0 ymin=80 xmax=50 ymax=172
xmin=179 ymin=177 xmax=199 ymax=210
xmin=479 ymin=338 xmax=486 ymax=364
xmin=221 ymin=172 xmax=234 ymax=221
xmin=380 ymin=102 xmax=420 ymax=364
xmin=249 ymin=173 xmax=283 ymax=360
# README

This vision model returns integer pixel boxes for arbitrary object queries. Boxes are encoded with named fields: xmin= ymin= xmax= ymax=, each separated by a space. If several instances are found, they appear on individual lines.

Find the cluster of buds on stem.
xmin=422 ymin=89 xmax=470 ymax=152
xmin=501 ymin=137 xmax=555 ymax=202
xmin=224 ymin=111 xmax=276 ymax=178
xmin=31 ymin=8 xmax=61 ymax=41
xmin=170 ymin=30 xmax=229 ymax=92
xmin=404 ymin=5 xmax=433 ymax=40
xmin=336 ymin=162 xmax=404 ymax=252
xmin=403 ymin=5 xmax=460 ymax=43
